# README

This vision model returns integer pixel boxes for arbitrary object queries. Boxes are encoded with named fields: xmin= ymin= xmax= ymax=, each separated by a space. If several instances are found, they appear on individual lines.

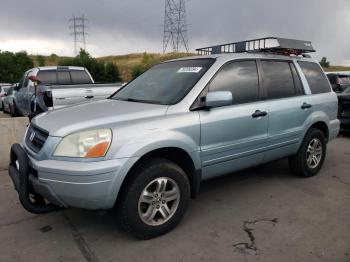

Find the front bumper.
xmin=8 ymin=143 xmax=138 ymax=211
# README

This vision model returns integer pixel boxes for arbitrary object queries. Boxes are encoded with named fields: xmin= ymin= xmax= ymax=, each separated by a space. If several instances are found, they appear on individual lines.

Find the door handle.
xmin=252 ymin=110 xmax=267 ymax=118
xmin=301 ymin=102 xmax=312 ymax=109
xmin=85 ymin=95 xmax=94 ymax=99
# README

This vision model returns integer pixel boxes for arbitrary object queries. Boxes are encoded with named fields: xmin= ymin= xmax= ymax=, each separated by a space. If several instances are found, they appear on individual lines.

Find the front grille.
xmin=25 ymin=124 xmax=49 ymax=153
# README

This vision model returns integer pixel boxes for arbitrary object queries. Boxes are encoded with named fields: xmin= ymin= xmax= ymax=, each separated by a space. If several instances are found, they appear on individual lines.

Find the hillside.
xmin=30 ymin=53 xmax=350 ymax=82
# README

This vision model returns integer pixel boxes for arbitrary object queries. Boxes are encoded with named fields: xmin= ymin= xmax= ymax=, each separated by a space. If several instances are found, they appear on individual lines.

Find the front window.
xmin=112 ymin=59 xmax=215 ymax=105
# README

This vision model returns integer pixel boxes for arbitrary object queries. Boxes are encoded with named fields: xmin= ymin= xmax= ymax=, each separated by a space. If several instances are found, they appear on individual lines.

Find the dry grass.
xmin=97 ymin=52 xmax=194 ymax=81
xmin=323 ymin=66 xmax=350 ymax=72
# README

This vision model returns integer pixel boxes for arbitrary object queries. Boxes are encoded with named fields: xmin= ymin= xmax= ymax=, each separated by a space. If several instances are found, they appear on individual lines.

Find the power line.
xmin=69 ymin=15 xmax=89 ymax=55
xmin=163 ymin=0 xmax=189 ymax=53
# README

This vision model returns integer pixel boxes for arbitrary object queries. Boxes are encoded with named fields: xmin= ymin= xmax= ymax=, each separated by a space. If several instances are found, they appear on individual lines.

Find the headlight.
xmin=54 ymin=129 xmax=112 ymax=158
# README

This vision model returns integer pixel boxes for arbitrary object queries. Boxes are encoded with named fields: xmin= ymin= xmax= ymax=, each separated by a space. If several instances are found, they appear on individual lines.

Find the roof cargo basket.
xmin=196 ymin=37 xmax=315 ymax=56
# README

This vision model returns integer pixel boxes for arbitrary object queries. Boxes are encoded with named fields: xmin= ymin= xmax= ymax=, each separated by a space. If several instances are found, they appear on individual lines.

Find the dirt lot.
xmin=0 ymin=137 xmax=349 ymax=262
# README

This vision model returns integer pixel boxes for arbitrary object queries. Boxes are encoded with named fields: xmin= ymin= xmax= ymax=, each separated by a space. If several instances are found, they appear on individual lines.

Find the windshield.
xmin=112 ymin=59 xmax=215 ymax=105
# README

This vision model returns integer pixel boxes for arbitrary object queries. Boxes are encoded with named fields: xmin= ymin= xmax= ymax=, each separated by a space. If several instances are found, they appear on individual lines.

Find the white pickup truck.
xmin=13 ymin=66 xmax=122 ymax=117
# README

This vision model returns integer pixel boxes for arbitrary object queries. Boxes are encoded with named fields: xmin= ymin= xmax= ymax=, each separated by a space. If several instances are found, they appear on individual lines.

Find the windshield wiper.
xmin=115 ymin=97 xmax=162 ymax=105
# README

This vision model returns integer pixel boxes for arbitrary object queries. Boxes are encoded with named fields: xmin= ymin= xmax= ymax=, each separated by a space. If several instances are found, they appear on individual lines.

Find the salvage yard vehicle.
xmin=326 ymin=72 xmax=350 ymax=93
xmin=0 ymin=83 xmax=11 ymax=111
xmin=336 ymin=86 xmax=350 ymax=133
xmin=2 ymin=85 xmax=18 ymax=116
xmin=14 ymin=66 xmax=122 ymax=117
xmin=8 ymin=37 xmax=340 ymax=239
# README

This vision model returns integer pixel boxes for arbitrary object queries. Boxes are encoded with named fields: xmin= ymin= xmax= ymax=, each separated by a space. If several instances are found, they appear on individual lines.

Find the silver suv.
xmin=8 ymin=38 xmax=340 ymax=239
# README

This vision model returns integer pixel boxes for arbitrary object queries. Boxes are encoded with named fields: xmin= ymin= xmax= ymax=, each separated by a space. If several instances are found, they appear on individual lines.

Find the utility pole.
xmin=163 ymin=0 xmax=189 ymax=53
xmin=69 ymin=15 xmax=89 ymax=55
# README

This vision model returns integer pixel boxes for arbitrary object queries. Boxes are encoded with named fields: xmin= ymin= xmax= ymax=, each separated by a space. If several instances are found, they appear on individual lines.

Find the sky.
xmin=0 ymin=0 xmax=349 ymax=65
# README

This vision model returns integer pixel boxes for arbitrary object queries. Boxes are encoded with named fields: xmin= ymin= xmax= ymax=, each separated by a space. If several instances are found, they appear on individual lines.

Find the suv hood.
xmin=32 ymin=99 xmax=168 ymax=137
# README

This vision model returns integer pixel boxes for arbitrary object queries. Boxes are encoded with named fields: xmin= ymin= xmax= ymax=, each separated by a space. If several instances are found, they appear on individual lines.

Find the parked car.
xmin=14 ymin=66 xmax=122 ymax=117
xmin=2 ymin=84 xmax=19 ymax=116
xmin=326 ymin=72 xmax=350 ymax=93
xmin=8 ymin=37 xmax=340 ymax=239
xmin=0 ymin=83 xmax=11 ymax=111
xmin=336 ymin=86 xmax=350 ymax=133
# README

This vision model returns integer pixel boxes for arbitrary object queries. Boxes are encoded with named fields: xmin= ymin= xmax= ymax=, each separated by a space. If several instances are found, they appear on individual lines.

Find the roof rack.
xmin=196 ymin=37 xmax=315 ymax=56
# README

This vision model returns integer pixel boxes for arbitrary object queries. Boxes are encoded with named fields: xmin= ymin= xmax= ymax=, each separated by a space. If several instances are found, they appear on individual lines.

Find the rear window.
xmin=261 ymin=61 xmax=297 ymax=99
xmin=70 ymin=70 xmax=92 ymax=84
xmin=57 ymin=71 xmax=72 ymax=85
xmin=298 ymin=62 xmax=331 ymax=94
xmin=37 ymin=70 xmax=57 ymax=85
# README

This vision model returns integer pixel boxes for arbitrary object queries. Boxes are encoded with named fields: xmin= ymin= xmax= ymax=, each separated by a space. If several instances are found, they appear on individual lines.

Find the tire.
xmin=2 ymin=102 xmax=7 ymax=113
xmin=10 ymin=103 xmax=19 ymax=117
xmin=10 ymin=104 xmax=15 ymax=117
xmin=289 ymin=128 xmax=327 ymax=177
xmin=119 ymin=158 xmax=190 ymax=239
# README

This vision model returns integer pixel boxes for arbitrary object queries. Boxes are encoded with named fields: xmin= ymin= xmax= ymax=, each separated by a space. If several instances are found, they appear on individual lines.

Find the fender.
xmin=105 ymin=130 xmax=202 ymax=207
xmin=300 ymin=110 xmax=330 ymax=145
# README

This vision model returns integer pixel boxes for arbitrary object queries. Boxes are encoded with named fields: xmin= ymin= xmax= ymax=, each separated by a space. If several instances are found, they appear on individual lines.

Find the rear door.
xmin=259 ymin=59 xmax=312 ymax=162
xmin=199 ymin=60 xmax=269 ymax=179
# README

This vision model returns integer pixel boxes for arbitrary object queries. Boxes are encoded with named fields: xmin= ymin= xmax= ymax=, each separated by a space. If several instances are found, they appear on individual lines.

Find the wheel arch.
xmin=115 ymin=147 xmax=201 ymax=207
xmin=309 ymin=121 xmax=329 ymax=141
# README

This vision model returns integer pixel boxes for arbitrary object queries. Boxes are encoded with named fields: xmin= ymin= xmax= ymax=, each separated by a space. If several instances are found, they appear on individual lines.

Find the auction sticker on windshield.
xmin=177 ymin=67 xmax=202 ymax=73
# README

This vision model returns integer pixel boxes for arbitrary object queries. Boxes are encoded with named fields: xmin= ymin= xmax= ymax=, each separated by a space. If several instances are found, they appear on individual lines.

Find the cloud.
xmin=0 ymin=0 xmax=349 ymax=65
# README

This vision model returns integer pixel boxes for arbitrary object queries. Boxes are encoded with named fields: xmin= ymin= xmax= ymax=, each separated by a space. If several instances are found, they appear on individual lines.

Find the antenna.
xmin=163 ymin=0 xmax=189 ymax=53
xmin=69 ymin=15 xmax=89 ymax=55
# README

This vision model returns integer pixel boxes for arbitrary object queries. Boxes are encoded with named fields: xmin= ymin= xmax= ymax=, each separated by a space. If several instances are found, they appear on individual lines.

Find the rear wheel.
xmin=119 ymin=158 xmax=190 ymax=239
xmin=1 ymin=102 xmax=6 ymax=113
xmin=289 ymin=128 xmax=326 ymax=177
xmin=10 ymin=102 xmax=20 ymax=117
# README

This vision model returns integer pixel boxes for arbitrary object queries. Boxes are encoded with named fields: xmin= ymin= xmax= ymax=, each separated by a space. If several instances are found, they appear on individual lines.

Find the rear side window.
xmin=261 ymin=61 xmax=296 ymax=99
xmin=37 ymin=70 xmax=57 ymax=85
xmin=70 ymin=70 xmax=92 ymax=84
xmin=208 ymin=60 xmax=259 ymax=104
xmin=298 ymin=62 xmax=331 ymax=94
xmin=57 ymin=71 xmax=72 ymax=85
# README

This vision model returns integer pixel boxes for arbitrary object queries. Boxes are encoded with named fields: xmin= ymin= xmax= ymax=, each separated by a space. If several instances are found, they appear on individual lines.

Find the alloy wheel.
xmin=138 ymin=177 xmax=180 ymax=226
xmin=306 ymin=138 xmax=322 ymax=169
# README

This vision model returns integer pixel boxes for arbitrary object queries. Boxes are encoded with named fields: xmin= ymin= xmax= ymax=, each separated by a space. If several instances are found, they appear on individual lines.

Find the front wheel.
xmin=119 ymin=158 xmax=190 ymax=239
xmin=289 ymin=128 xmax=327 ymax=177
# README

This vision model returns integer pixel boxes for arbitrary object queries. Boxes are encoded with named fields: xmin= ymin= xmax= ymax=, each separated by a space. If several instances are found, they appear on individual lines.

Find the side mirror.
xmin=204 ymin=91 xmax=233 ymax=108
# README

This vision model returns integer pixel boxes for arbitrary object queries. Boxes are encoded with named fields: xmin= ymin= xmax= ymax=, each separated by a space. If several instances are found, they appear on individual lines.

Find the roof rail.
xmin=196 ymin=37 xmax=315 ymax=56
